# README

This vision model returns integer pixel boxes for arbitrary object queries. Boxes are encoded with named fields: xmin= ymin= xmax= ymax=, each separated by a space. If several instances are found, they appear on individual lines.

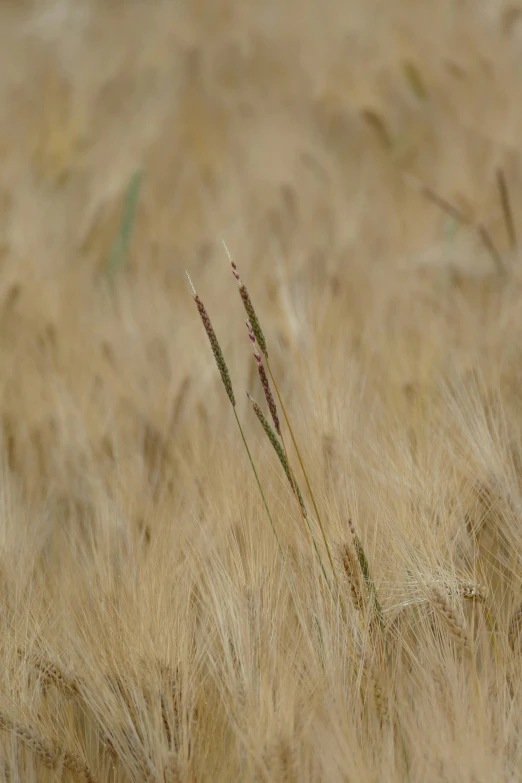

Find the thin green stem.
xmin=233 ymin=408 xmax=285 ymax=561
xmin=308 ymin=519 xmax=333 ymax=593
xmin=247 ymin=396 xmax=331 ymax=591
xmin=266 ymin=359 xmax=338 ymax=583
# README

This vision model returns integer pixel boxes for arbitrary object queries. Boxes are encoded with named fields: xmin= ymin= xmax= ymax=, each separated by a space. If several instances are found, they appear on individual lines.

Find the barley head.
xmin=338 ymin=542 xmax=365 ymax=611
xmin=430 ymin=586 xmax=471 ymax=651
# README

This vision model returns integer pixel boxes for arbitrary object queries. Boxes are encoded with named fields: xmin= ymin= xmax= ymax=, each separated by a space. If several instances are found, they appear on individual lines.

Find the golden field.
xmin=1 ymin=1 xmax=522 ymax=780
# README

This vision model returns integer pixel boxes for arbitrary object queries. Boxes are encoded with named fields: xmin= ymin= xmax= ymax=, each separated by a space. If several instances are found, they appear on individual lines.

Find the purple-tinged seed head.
xmin=187 ymin=271 xmax=236 ymax=408
xmin=246 ymin=321 xmax=256 ymax=346
xmin=223 ymin=244 xmax=268 ymax=358
xmin=246 ymin=321 xmax=280 ymax=434
xmin=247 ymin=391 xmax=306 ymax=515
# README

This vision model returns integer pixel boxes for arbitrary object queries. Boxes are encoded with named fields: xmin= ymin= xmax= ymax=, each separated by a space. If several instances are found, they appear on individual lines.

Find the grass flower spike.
xmin=246 ymin=392 xmax=305 ymax=515
xmin=223 ymin=242 xmax=268 ymax=359
xmin=187 ymin=272 xmax=235 ymax=407
xmin=247 ymin=321 xmax=280 ymax=435
xmin=187 ymin=271 xmax=284 ymax=558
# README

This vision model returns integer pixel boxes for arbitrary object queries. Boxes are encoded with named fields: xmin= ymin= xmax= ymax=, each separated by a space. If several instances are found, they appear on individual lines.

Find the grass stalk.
xmin=187 ymin=272 xmax=284 ymax=559
xmin=266 ymin=359 xmax=339 ymax=581
xmin=107 ymin=169 xmax=143 ymax=284
xmin=247 ymin=392 xmax=331 ymax=591
xmin=245 ymin=320 xmax=314 ymax=553
xmin=225 ymin=250 xmax=339 ymax=589
xmin=233 ymin=407 xmax=285 ymax=559
xmin=496 ymin=167 xmax=517 ymax=251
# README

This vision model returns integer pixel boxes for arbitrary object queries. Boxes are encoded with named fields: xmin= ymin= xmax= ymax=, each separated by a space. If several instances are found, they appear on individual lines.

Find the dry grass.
xmin=1 ymin=1 xmax=522 ymax=780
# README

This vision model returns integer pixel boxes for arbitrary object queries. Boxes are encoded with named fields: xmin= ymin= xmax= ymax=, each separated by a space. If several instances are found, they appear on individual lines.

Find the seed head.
xmin=188 ymin=273 xmax=235 ymax=407
xmin=430 ymin=586 xmax=471 ymax=651
xmin=247 ymin=321 xmax=280 ymax=434
xmin=223 ymin=243 xmax=269 ymax=359
xmin=247 ymin=392 xmax=306 ymax=516
xmin=338 ymin=542 xmax=365 ymax=611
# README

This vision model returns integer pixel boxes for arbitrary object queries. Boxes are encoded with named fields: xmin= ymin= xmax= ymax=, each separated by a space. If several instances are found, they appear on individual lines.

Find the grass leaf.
xmin=106 ymin=169 xmax=143 ymax=283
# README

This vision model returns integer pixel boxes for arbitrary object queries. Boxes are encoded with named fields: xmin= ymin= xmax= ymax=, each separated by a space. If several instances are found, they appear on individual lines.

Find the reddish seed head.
xmin=246 ymin=321 xmax=256 ymax=345
xmin=246 ymin=320 xmax=280 ymax=434
xmin=187 ymin=271 xmax=236 ymax=408
xmin=224 ymin=241 xmax=241 ymax=281
xmin=225 ymin=249 xmax=268 ymax=358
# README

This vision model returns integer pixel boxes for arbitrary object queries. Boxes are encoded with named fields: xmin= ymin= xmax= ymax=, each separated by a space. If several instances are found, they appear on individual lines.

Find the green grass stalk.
xmin=233 ymin=407 xmax=285 ymax=559
xmin=187 ymin=272 xmax=283 ymax=559
xmin=247 ymin=392 xmax=331 ymax=591
xmin=107 ymin=169 xmax=143 ymax=284
xmin=266 ymin=359 xmax=339 ymax=581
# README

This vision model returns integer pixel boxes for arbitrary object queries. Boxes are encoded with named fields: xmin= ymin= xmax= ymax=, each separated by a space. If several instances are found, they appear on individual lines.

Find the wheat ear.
xmin=448 ymin=583 xmax=498 ymax=654
xmin=430 ymin=586 xmax=471 ymax=651
xmin=18 ymin=648 xmax=79 ymax=695
xmin=348 ymin=519 xmax=385 ymax=631
xmin=0 ymin=712 xmax=96 ymax=782
xmin=338 ymin=543 xmax=365 ymax=611
xmin=455 ymin=582 xmax=487 ymax=602
xmin=361 ymin=656 xmax=389 ymax=720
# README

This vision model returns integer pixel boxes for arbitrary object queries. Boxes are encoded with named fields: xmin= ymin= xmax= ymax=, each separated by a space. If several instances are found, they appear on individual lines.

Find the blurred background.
xmin=1 ymin=0 xmax=522 ymax=514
